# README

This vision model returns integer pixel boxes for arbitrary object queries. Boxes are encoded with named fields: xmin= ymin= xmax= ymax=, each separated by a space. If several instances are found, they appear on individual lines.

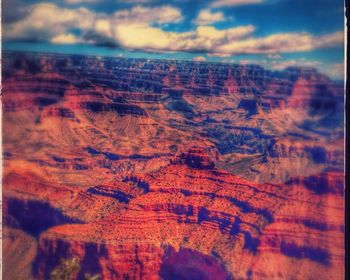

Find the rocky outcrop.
xmin=175 ymin=147 xmax=217 ymax=169
xmin=252 ymin=169 xmax=344 ymax=279
xmin=30 ymin=159 xmax=288 ymax=279
xmin=26 ymin=160 xmax=344 ymax=280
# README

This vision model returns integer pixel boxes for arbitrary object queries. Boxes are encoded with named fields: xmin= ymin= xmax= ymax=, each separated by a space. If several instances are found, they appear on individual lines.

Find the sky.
xmin=2 ymin=0 xmax=345 ymax=79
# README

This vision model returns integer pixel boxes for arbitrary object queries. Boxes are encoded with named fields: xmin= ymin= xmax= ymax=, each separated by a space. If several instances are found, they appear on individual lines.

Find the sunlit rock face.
xmin=2 ymin=51 xmax=344 ymax=280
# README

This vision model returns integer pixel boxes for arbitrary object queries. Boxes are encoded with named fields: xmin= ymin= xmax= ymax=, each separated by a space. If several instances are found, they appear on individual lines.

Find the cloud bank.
xmin=194 ymin=9 xmax=226 ymax=25
xmin=3 ymin=2 xmax=343 ymax=58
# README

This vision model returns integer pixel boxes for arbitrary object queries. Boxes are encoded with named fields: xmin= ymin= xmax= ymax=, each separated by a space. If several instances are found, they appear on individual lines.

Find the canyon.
xmin=2 ymin=51 xmax=345 ymax=279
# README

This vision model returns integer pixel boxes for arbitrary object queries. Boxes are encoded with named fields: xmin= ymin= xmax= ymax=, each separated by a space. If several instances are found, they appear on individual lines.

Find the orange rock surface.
xmin=2 ymin=52 xmax=344 ymax=280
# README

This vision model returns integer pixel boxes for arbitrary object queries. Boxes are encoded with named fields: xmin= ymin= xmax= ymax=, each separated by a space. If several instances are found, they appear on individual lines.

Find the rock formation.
xmin=2 ymin=51 xmax=344 ymax=280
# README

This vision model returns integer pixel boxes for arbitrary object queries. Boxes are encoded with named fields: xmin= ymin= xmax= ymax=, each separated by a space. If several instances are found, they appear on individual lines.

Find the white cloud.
xmin=239 ymin=58 xmax=344 ymax=79
xmin=3 ymin=3 xmax=343 ymax=56
xmin=114 ymin=24 xmax=177 ymax=51
xmin=93 ymin=18 xmax=113 ymax=37
xmin=272 ymin=60 xmax=344 ymax=79
xmin=314 ymin=31 xmax=344 ymax=49
xmin=51 ymin=33 xmax=81 ymax=44
xmin=4 ymin=3 xmax=95 ymax=41
xmin=321 ymin=62 xmax=344 ymax=80
xmin=211 ymin=0 xmax=263 ymax=8
xmin=270 ymin=59 xmax=321 ymax=70
xmin=65 ymin=0 xmax=98 ymax=4
xmin=196 ymin=25 xmax=254 ymax=41
xmin=215 ymin=32 xmax=343 ymax=54
xmin=113 ymin=24 xmax=255 ymax=52
xmin=118 ymin=0 xmax=155 ymax=3
xmin=266 ymin=53 xmax=282 ymax=59
xmin=272 ymin=60 xmax=344 ymax=80
xmin=3 ymin=3 xmax=182 ymax=45
xmin=113 ymin=5 xmax=182 ymax=24
xmin=194 ymin=9 xmax=225 ymax=25
xmin=193 ymin=56 xmax=207 ymax=61
xmin=239 ymin=58 xmax=321 ymax=69
xmin=208 ymin=52 xmax=232 ymax=57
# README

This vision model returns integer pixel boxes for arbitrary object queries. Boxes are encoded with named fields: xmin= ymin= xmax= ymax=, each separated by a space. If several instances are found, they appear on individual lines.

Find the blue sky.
xmin=2 ymin=0 xmax=345 ymax=79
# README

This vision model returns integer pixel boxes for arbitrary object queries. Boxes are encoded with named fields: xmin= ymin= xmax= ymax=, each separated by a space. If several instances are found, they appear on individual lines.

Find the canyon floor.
xmin=2 ymin=51 xmax=345 ymax=280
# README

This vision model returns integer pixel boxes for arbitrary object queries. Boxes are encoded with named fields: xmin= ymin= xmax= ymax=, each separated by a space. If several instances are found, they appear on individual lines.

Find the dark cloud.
xmin=82 ymin=30 xmax=119 ymax=48
xmin=2 ymin=0 xmax=31 ymax=23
